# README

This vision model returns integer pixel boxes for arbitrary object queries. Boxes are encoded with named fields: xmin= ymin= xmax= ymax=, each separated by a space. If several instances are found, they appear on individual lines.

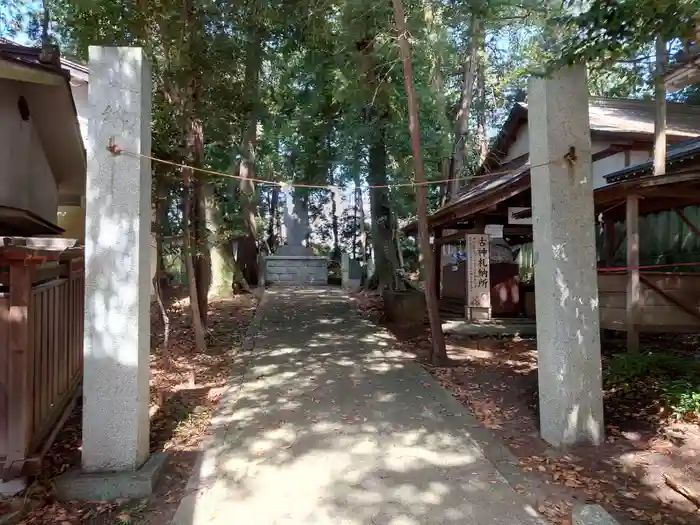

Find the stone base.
xmin=265 ymin=255 xmax=328 ymax=285
xmin=0 ymin=478 xmax=26 ymax=496
xmin=54 ymin=452 xmax=167 ymax=501
xmin=466 ymin=306 xmax=491 ymax=321
xmin=383 ymin=290 xmax=426 ymax=324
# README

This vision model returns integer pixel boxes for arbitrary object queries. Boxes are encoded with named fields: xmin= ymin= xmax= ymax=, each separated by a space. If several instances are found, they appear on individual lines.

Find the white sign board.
xmin=466 ymin=234 xmax=491 ymax=309
xmin=508 ymin=207 xmax=532 ymax=225
xmin=485 ymin=224 xmax=504 ymax=238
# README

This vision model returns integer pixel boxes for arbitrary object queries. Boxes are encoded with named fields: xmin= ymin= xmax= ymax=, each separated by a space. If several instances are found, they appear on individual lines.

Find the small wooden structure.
xmin=0 ymin=237 xmax=83 ymax=479
xmin=596 ymin=145 xmax=700 ymax=349
xmin=0 ymin=40 xmax=88 ymax=480
xmin=407 ymin=138 xmax=700 ymax=345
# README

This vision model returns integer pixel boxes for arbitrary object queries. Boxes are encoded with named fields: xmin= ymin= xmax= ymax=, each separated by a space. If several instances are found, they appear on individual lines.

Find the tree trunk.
xmin=476 ymin=39 xmax=488 ymax=166
xmin=185 ymin=67 xmax=208 ymax=325
xmin=182 ymin=172 xmax=207 ymax=352
xmin=391 ymin=0 xmax=447 ymax=364
xmin=193 ymin=175 xmax=208 ymax=324
xmin=358 ymin=38 xmax=400 ymax=291
xmin=238 ymin=24 xmax=263 ymax=285
xmin=153 ymin=275 xmax=171 ymax=349
xmin=206 ymin=183 xmax=236 ymax=297
xmin=154 ymin=173 xmax=170 ymax=289
xmin=446 ymin=15 xmax=479 ymax=202
xmin=368 ymin=126 xmax=401 ymax=291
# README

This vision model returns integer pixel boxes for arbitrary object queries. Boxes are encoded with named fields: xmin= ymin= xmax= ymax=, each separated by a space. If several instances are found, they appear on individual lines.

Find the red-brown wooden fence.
xmin=0 ymin=253 xmax=84 ymax=479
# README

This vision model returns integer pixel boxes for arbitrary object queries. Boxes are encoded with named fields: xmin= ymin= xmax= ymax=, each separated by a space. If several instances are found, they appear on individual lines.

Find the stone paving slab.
xmin=172 ymin=287 xmax=545 ymax=525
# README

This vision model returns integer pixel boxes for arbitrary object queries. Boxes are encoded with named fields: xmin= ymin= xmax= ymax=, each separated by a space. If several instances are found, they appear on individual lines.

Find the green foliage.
xmin=606 ymin=351 xmax=700 ymax=386
xmin=553 ymin=0 xmax=699 ymax=70
xmin=605 ymin=352 xmax=700 ymax=420
xmin=5 ymin=0 xmax=665 ymax=289
xmin=663 ymin=380 xmax=700 ymax=420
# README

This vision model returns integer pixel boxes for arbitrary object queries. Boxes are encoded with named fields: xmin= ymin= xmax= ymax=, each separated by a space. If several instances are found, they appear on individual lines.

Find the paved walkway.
xmin=172 ymin=287 xmax=543 ymax=525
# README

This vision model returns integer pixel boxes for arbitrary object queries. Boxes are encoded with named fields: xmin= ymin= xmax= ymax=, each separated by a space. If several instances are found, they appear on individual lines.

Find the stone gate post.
xmin=56 ymin=46 xmax=165 ymax=500
xmin=528 ymin=65 xmax=604 ymax=447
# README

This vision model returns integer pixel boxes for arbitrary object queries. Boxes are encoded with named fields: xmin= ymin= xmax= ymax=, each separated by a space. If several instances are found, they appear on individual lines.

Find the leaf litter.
xmin=351 ymin=291 xmax=700 ymax=525
xmin=4 ymin=288 xmax=257 ymax=525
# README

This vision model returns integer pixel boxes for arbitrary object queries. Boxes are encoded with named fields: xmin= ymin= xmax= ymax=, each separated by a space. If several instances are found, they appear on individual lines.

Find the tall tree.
xmin=446 ymin=14 xmax=480 ymax=201
xmin=391 ymin=0 xmax=447 ymax=364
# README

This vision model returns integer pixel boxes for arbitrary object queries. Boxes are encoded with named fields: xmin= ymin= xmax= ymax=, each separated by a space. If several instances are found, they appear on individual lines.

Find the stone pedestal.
xmin=264 ymin=255 xmax=328 ymax=285
xmin=384 ymin=290 xmax=426 ymax=324
xmin=56 ymin=46 xmax=163 ymax=501
xmin=528 ymin=65 xmax=604 ymax=447
xmin=341 ymin=253 xmax=362 ymax=290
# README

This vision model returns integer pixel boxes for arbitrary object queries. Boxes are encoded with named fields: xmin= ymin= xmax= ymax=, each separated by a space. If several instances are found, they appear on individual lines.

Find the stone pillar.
xmin=528 ymin=65 xmax=604 ymax=447
xmin=57 ymin=47 xmax=165 ymax=501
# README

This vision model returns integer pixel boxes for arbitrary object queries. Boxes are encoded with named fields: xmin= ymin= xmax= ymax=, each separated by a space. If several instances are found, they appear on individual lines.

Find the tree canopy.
xmin=3 ymin=0 xmax=690 ymax=349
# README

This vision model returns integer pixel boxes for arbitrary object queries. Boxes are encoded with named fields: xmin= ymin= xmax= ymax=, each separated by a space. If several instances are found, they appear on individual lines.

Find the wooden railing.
xmin=0 ymin=254 xmax=84 ymax=479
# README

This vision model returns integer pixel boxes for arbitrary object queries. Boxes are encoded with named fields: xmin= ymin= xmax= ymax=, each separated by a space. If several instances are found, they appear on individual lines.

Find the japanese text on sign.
xmin=466 ymin=234 xmax=491 ymax=308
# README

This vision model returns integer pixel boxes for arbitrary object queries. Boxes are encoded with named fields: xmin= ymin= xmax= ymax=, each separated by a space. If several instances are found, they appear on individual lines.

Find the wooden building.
xmin=406 ymin=98 xmax=700 ymax=341
xmin=0 ymin=41 xmax=85 ymax=480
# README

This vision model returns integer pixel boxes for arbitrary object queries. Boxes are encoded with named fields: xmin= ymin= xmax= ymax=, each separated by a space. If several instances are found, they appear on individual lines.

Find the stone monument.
xmin=264 ymin=189 xmax=328 ymax=284
xmin=55 ymin=46 xmax=166 ymax=501
xmin=528 ymin=65 xmax=604 ymax=448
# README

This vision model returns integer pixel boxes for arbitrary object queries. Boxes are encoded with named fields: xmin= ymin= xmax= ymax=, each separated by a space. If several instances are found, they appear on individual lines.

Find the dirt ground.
xmin=352 ymin=291 xmax=700 ymax=525
xmin=4 ymin=288 xmax=257 ymax=525
xmin=6 ymin=288 xmax=700 ymax=525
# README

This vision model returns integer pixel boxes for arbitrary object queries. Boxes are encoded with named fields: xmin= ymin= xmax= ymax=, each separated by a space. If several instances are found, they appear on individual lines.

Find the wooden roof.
xmin=406 ymin=165 xmax=700 ymax=235
xmin=0 ymin=40 xmax=87 ymax=199
xmin=596 ymin=171 xmax=700 ymax=221
xmin=481 ymin=98 xmax=700 ymax=174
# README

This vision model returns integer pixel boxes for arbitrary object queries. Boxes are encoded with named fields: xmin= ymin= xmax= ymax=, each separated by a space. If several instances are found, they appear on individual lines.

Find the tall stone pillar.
xmin=56 ymin=47 xmax=164 ymax=501
xmin=528 ymin=65 xmax=604 ymax=447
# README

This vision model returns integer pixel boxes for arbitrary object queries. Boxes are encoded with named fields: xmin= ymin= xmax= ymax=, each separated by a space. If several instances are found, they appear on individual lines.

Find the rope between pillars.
xmin=106 ymin=140 xmax=565 ymax=192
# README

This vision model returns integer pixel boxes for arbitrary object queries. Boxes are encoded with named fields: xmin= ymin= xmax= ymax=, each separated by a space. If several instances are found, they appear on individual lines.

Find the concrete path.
xmin=172 ymin=287 xmax=544 ymax=525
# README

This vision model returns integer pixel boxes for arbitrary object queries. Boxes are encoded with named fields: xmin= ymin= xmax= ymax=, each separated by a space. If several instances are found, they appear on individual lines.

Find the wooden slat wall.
xmin=599 ymin=271 xmax=700 ymax=332
xmin=0 ymin=257 xmax=84 ymax=474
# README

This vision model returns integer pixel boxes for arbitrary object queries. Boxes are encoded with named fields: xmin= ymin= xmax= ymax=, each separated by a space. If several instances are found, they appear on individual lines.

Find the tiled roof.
xmin=605 ymin=137 xmax=700 ymax=183
xmin=517 ymin=97 xmax=700 ymax=138
xmin=0 ymin=37 xmax=87 ymax=80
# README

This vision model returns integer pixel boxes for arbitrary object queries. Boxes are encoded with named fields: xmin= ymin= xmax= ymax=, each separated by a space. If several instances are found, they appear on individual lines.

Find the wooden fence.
xmin=599 ymin=271 xmax=700 ymax=333
xmin=0 ymin=253 xmax=84 ymax=479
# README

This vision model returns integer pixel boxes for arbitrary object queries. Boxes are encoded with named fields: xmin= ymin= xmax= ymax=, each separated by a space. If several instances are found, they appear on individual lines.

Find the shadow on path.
xmin=172 ymin=287 xmax=544 ymax=525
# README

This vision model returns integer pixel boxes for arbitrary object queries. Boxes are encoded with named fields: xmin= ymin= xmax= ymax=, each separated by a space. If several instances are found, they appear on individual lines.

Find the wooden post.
xmin=654 ymin=36 xmax=667 ymax=176
xmin=626 ymin=194 xmax=640 ymax=352
xmin=434 ymin=228 xmax=442 ymax=301
xmin=603 ymin=214 xmax=616 ymax=266
xmin=6 ymin=262 xmax=31 ymax=477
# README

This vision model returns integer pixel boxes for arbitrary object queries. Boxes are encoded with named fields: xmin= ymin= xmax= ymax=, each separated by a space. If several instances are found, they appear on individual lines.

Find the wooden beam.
xmin=654 ymin=35 xmax=667 ymax=177
xmin=0 ymin=58 xmax=63 ymax=85
xmin=430 ymin=175 xmax=530 ymax=230
xmin=434 ymin=228 xmax=442 ymax=301
xmin=626 ymin=194 xmax=640 ymax=352
xmin=5 ymin=263 xmax=31 ymax=480
xmin=645 ymin=188 xmax=700 ymax=200
xmin=435 ymin=225 xmax=533 ymax=245
xmin=640 ymin=274 xmax=700 ymax=324
xmin=675 ymin=208 xmax=700 ymax=237
xmin=605 ymin=197 xmax=700 ymax=222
